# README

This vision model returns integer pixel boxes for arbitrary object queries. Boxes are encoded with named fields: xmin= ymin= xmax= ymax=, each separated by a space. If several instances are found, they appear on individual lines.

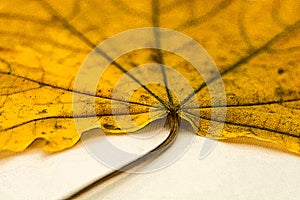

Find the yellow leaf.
xmin=0 ymin=0 xmax=299 ymax=154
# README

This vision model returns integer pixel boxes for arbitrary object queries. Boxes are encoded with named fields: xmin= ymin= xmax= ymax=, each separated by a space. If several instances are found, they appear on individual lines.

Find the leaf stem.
xmin=64 ymin=113 xmax=180 ymax=199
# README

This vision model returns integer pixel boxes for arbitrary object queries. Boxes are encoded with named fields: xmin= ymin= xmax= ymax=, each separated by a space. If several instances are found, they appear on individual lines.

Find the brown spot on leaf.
xmin=277 ymin=68 xmax=285 ymax=75
xmin=103 ymin=124 xmax=121 ymax=130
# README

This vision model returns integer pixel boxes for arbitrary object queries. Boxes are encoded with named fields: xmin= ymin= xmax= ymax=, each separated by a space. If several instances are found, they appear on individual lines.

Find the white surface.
xmin=0 ymin=123 xmax=300 ymax=200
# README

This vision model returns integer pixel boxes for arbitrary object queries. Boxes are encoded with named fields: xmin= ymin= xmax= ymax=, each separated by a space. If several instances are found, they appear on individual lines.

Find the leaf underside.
xmin=0 ymin=0 xmax=299 ymax=154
